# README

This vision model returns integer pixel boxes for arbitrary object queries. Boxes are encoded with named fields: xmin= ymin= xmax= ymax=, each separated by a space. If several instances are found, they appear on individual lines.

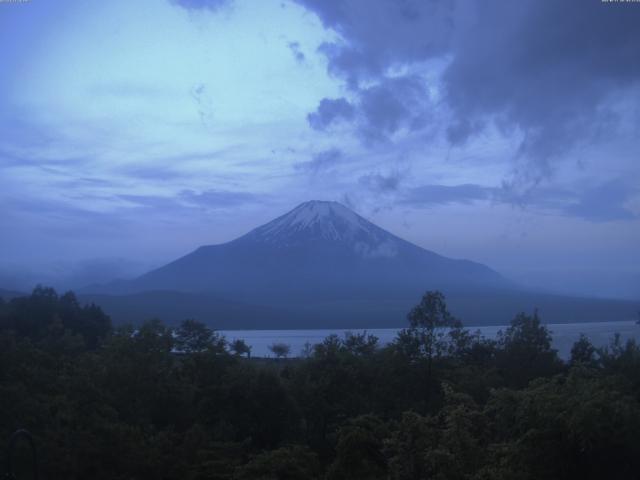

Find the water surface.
xmin=221 ymin=321 xmax=640 ymax=359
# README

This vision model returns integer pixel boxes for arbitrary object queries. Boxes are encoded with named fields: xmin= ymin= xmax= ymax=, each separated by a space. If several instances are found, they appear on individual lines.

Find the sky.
xmin=0 ymin=0 xmax=639 ymax=299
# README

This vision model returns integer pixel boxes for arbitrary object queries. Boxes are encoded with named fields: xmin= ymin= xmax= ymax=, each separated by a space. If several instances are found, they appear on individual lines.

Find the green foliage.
xmin=0 ymin=286 xmax=111 ymax=349
xmin=174 ymin=318 xmax=226 ymax=354
xmin=230 ymin=338 xmax=252 ymax=358
xmin=235 ymin=445 xmax=319 ymax=480
xmin=269 ymin=342 xmax=291 ymax=359
xmin=401 ymin=291 xmax=465 ymax=377
xmin=598 ymin=334 xmax=640 ymax=394
xmin=1 ymin=287 xmax=639 ymax=479
xmin=327 ymin=415 xmax=388 ymax=480
xmin=570 ymin=333 xmax=598 ymax=366
xmin=342 ymin=331 xmax=379 ymax=356
xmin=484 ymin=369 xmax=640 ymax=479
xmin=495 ymin=310 xmax=562 ymax=387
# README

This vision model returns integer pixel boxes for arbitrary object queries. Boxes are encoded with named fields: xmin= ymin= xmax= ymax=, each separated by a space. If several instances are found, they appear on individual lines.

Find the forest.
xmin=1 ymin=286 xmax=640 ymax=479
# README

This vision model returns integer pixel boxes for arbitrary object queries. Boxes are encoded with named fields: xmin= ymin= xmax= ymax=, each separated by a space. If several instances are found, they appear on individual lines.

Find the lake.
xmin=221 ymin=321 xmax=640 ymax=359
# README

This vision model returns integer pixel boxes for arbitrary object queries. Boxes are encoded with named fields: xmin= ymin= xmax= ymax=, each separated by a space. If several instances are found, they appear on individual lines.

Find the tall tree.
xmin=174 ymin=319 xmax=225 ymax=354
xmin=496 ymin=310 xmax=562 ymax=387
xmin=405 ymin=291 xmax=461 ymax=377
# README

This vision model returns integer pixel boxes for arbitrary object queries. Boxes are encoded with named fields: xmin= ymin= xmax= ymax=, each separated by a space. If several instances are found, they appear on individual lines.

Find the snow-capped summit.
xmin=84 ymin=201 xmax=635 ymax=330
xmin=99 ymin=200 xmax=509 ymax=305
xmin=245 ymin=200 xmax=395 ymax=250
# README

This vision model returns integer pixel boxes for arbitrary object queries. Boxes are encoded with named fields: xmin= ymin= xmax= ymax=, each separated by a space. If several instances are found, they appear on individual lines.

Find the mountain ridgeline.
xmin=83 ymin=201 xmax=637 ymax=328
xmin=106 ymin=201 xmax=508 ymax=299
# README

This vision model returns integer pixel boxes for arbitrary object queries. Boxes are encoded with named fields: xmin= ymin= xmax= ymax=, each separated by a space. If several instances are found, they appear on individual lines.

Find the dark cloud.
xmin=359 ymin=170 xmax=404 ymax=193
xmin=443 ymin=1 xmax=640 ymax=164
xmin=170 ymin=0 xmax=232 ymax=11
xmin=297 ymin=0 xmax=453 ymax=142
xmin=397 ymin=179 xmax=639 ymax=223
xmin=307 ymin=98 xmax=355 ymax=130
xmin=288 ymin=41 xmax=305 ymax=63
xmin=308 ymin=75 xmax=430 ymax=143
xmin=299 ymin=0 xmax=640 ymax=172
xmin=358 ymin=75 xmax=430 ymax=142
xmin=294 ymin=148 xmax=343 ymax=175
xmin=297 ymin=0 xmax=454 ymax=87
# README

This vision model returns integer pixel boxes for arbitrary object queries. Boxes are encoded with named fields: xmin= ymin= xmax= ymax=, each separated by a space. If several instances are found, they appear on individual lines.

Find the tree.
xmin=327 ymin=415 xmax=388 ymax=480
xmin=343 ymin=331 xmax=379 ymax=356
xmin=386 ymin=388 xmax=489 ymax=480
xmin=570 ymin=334 xmax=598 ymax=366
xmin=598 ymin=334 xmax=640 ymax=394
xmin=313 ymin=334 xmax=342 ymax=358
xmin=269 ymin=342 xmax=291 ymax=359
xmin=235 ymin=445 xmax=320 ymax=480
xmin=404 ymin=291 xmax=461 ymax=376
xmin=485 ymin=370 xmax=640 ymax=479
xmin=0 ymin=287 xmax=110 ymax=349
xmin=230 ymin=338 xmax=252 ymax=358
xmin=173 ymin=319 xmax=224 ymax=354
xmin=495 ymin=310 xmax=562 ymax=387
xmin=131 ymin=318 xmax=175 ymax=355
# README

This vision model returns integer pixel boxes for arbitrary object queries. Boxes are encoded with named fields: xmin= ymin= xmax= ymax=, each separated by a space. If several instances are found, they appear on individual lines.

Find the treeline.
xmin=1 ymin=287 xmax=640 ymax=479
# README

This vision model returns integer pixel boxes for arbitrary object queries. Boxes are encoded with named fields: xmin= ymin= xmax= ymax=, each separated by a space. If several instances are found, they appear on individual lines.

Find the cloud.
xmin=359 ymin=170 xmax=405 ymax=193
xmin=299 ymin=0 xmax=640 ymax=175
xmin=397 ymin=179 xmax=640 ymax=223
xmin=288 ymin=41 xmax=305 ymax=63
xmin=442 ymin=2 xmax=640 ymax=164
xmin=357 ymin=75 xmax=430 ymax=142
xmin=308 ymin=75 xmax=430 ymax=143
xmin=307 ymin=98 xmax=355 ymax=130
xmin=297 ymin=0 xmax=453 ymax=143
xmin=294 ymin=148 xmax=343 ymax=175
xmin=296 ymin=0 xmax=454 ymax=87
xmin=190 ymin=83 xmax=215 ymax=128
xmin=119 ymin=190 xmax=262 ymax=210
xmin=170 ymin=0 xmax=233 ymax=11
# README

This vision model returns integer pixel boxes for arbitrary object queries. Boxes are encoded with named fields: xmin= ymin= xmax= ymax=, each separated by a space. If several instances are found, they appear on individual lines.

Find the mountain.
xmin=78 ymin=290 xmax=293 ymax=329
xmin=87 ymin=201 xmax=637 ymax=327
xmin=97 ymin=201 xmax=510 ymax=300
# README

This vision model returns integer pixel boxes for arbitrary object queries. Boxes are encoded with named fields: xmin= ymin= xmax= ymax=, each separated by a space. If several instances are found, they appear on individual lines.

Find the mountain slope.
xmin=79 ymin=288 xmax=639 ymax=329
xmin=84 ymin=201 xmax=639 ymax=327
xmin=99 ymin=201 xmax=510 ymax=304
